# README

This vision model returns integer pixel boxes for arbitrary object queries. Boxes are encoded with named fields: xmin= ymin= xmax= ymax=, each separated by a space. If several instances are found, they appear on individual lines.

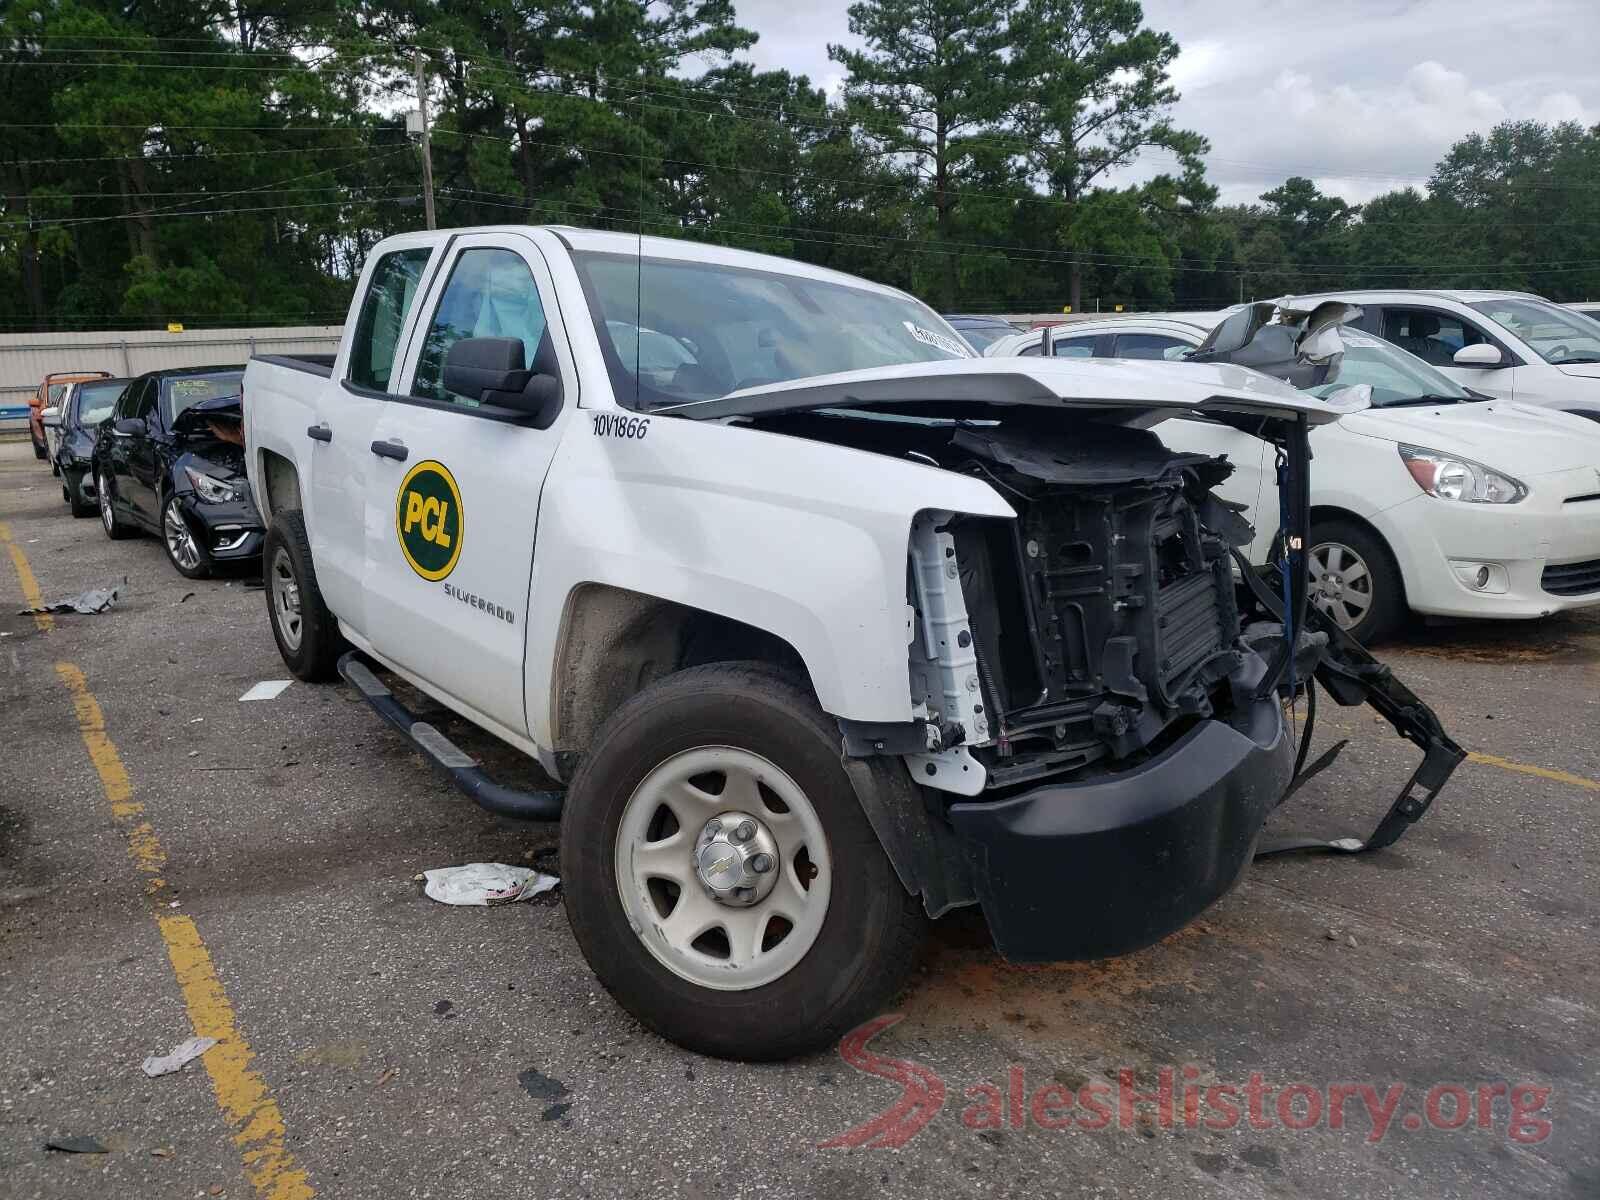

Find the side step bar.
xmin=337 ymin=652 xmax=564 ymax=821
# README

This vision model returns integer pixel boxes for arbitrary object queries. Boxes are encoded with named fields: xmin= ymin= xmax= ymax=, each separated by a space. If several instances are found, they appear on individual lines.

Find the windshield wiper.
xmin=1554 ymin=355 xmax=1600 ymax=365
xmin=1380 ymin=393 xmax=1463 ymax=407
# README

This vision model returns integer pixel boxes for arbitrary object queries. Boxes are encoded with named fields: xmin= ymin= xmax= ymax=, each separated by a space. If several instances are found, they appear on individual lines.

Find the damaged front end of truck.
xmin=675 ymin=356 xmax=1464 ymax=964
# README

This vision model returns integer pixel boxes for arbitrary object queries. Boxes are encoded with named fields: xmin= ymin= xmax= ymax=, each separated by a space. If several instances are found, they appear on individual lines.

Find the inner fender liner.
xmin=948 ymin=697 xmax=1291 ymax=962
xmin=842 ymin=753 xmax=977 ymax=919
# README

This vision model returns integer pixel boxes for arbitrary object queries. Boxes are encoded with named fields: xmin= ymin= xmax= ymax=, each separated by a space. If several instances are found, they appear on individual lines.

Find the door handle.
xmin=306 ymin=423 xmax=333 ymax=443
xmin=370 ymin=439 xmax=409 ymax=461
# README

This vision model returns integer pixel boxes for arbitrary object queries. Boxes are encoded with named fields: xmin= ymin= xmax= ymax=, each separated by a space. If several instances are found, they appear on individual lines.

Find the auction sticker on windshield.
xmin=904 ymin=321 xmax=973 ymax=358
xmin=396 ymin=460 xmax=464 ymax=581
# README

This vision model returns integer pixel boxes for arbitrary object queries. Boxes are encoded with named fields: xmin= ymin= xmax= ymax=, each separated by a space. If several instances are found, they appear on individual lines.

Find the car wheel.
xmin=161 ymin=494 xmax=212 ymax=579
xmin=32 ymin=439 xmax=47 ymax=461
xmin=263 ymin=509 xmax=346 ymax=681
xmin=562 ymin=662 xmax=927 ymax=1061
xmin=97 ymin=469 xmax=135 ymax=540
xmin=1308 ymin=519 xmax=1403 ymax=644
xmin=67 ymin=473 xmax=96 ymax=519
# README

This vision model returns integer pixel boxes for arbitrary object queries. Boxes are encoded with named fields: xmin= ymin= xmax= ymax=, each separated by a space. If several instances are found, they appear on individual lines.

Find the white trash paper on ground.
xmin=142 ymin=1036 xmax=218 ymax=1078
xmin=422 ymin=864 xmax=559 ymax=906
xmin=238 ymin=680 xmax=293 ymax=702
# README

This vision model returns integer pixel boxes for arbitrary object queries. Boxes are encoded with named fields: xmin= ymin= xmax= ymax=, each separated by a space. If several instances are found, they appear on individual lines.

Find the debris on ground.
xmin=45 ymin=1136 xmax=108 ymax=1154
xmin=421 ymin=863 xmax=559 ymax=906
xmin=151 ymin=1147 xmax=174 ymax=1159
xmin=142 ymin=1035 xmax=218 ymax=1077
xmin=19 ymin=580 xmax=122 ymax=616
xmin=178 ymin=592 xmax=195 ymax=604
xmin=377 ymin=1068 xmax=399 ymax=1086
xmin=238 ymin=680 xmax=292 ymax=702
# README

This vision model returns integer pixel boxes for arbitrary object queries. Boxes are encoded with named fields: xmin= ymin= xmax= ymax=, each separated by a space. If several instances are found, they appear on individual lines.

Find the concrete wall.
xmin=0 ymin=324 xmax=343 ymax=432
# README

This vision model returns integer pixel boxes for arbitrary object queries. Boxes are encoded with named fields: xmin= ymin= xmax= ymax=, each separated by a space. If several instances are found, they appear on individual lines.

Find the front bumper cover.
xmin=174 ymin=493 xmax=265 ymax=562
xmin=949 ymin=696 xmax=1291 ymax=963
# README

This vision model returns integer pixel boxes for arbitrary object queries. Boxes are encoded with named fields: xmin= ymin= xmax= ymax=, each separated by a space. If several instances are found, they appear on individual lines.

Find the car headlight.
xmin=1398 ymin=444 xmax=1526 ymax=504
xmin=184 ymin=465 xmax=241 ymax=504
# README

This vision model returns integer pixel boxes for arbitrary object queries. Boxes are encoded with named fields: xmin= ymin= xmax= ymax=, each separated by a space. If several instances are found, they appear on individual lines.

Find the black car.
xmin=92 ymin=366 xmax=263 ymax=579
xmin=941 ymin=314 xmax=1022 ymax=352
xmin=53 ymin=377 xmax=131 ymax=517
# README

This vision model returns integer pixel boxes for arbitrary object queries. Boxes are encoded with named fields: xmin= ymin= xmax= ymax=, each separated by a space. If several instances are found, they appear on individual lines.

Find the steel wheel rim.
xmin=1309 ymin=540 xmax=1374 ymax=631
xmin=270 ymin=547 xmax=303 ymax=651
xmin=98 ymin=473 xmax=113 ymax=532
xmin=164 ymin=499 xmax=201 ymax=570
xmin=614 ymin=745 xmax=832 ymax=991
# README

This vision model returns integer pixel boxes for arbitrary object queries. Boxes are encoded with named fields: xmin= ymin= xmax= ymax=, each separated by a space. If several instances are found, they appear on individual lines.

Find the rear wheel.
xmin=67 ymin=473 xmax=96 ymax=518
xmin=162 ymin=493 xmax=212 ymax=579
xmin=263 ymin=509 xmax=345 ymax=681
xmin=97 ymin=469 xmax=135 ymax=540
xmin=562 ymin=663 xmax=926 ymax=1060
xmin=1308 ymin=519 xmax=1404 ymax=644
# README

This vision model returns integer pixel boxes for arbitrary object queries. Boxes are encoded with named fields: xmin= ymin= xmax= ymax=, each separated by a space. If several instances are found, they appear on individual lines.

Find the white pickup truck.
xmin=243 ymin=226 xmax=1462 ymax=1059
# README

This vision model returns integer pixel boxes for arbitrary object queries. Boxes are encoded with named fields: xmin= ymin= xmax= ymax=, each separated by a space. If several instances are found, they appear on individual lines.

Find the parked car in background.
xmin=1566 ymin=302 xmax=1600 ymax=322
xmin=30 ymin=370 xmax=110 ymax=462
xmin=941 ymin=314 xmax=1020 ymax=352
xmin=986 ymin=310 xmax=1600 ymax=642
xmin=92 ymin=366 xmax=262 ymax=579
xmin=50 ymin=377 xmax=130 ymax=517
xmin=1286 ymin=290 xmax=1600 ymax=423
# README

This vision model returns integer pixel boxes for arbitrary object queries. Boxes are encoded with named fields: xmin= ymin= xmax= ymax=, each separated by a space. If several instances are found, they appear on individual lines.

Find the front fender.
xmin=525 ymin=413 xmax=1013 ymax=744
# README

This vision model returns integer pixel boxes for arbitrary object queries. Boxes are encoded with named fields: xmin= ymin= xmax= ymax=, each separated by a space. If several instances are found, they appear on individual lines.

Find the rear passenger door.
xmin=311 ymin=238 xmax=437 ymax=633
xmin=362 ymin=233 xmax=578 ymax=737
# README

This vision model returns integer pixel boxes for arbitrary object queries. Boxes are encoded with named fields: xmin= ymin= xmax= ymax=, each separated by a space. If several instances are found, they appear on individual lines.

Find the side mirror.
xmin=114 ymin=417 xmax=147 ymax=438
xmin=41 ymin=405 xmax=61 ymax=428
xmin=443 ymin=336 xmax=563 ymax=428
xmin=1453 ymin=343 xmax=1505 ymax=368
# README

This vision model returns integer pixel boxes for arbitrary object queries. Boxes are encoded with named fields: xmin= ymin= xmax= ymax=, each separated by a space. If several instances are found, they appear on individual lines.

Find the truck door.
xmin=363 ymin=233 xmax=577 ymax=736
xmin=308 ymin=240 xmax=437 ymax=631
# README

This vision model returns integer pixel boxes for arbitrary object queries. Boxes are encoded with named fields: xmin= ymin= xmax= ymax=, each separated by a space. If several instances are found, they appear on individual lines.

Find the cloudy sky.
xmin=722 ymin=0 xmax=1600 ymax=205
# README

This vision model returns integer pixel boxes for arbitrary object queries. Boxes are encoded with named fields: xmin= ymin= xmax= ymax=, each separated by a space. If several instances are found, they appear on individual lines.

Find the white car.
xmin=987 ymin=314 xmax=1600 ymax=642
xmin=1284 ymin=290 xmax=1600 ymax=424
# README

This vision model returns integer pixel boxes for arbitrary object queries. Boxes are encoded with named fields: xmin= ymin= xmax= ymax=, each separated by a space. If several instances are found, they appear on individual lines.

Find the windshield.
xmin=571 ymin=251 xmax=971 ymax=410
xmin=1469 ymin=298 xmax=1600 ymax=364
xmin=1305 ymin=332 xmax=1474 ymax=406
xmin=74 ymin=380 xmax=125 ymax=426
xmin=162 ymin=372 xmax=243 ymax=425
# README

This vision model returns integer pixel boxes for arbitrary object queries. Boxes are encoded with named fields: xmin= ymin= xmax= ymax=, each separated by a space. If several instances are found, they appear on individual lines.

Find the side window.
xmin=1053 ymin=336 xmax=1100 ymax=358
xmin=1381 ymin=307 xmax=1490 ymax=368
xmin=1113 ymin=333 xmax=1190 ymax=361
xmin=135 ymin=379 xmax=160 ymax=419
xmin=349 ymin=247 xmax=431 ymax=392
xmin=412 ymin=248 xmax=548 ymax=407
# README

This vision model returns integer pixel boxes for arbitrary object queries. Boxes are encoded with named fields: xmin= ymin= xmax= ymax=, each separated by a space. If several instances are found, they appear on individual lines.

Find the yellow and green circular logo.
xmin=395 ymin=460 xmax=463 ymax=581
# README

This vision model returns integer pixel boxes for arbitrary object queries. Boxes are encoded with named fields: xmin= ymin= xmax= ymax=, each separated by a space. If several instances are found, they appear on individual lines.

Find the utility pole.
xmin=413 ymin=52 xmax=437 ymax=231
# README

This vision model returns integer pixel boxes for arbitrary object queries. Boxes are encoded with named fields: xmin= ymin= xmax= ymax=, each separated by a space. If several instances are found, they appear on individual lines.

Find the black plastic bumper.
xmin=176 ymin=494 xmax=264 ymax=562
xmin=949 ymin=697 xmax=1293 ymax=963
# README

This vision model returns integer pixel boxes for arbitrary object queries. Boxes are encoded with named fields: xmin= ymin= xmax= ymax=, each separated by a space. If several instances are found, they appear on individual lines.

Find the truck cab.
xmin=243 ymin=226 xmax=1460 ymax=1060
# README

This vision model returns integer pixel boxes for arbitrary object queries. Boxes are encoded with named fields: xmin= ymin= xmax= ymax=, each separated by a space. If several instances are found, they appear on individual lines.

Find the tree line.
xmin=3 ymin=0 xmax=1598 ymax=331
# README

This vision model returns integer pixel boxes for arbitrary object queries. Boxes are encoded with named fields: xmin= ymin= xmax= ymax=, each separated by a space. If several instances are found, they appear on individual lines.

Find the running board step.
xmin=337 ymin=652 xmax=563 ymax=821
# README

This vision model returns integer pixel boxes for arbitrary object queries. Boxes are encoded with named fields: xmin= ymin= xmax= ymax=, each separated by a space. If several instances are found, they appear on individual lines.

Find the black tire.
xmin=96 ymin=467 xmax=136 ymax=540
xmin=263 ymin=509 xmax=346 ymax=681
xmin=562 ymin=662 xmax=927 ymax=1060
xmin=1308 ymin=518 xmax=1404 ymax=645
xmin=160 ymin=492 xmax=212 ymax=580
xmin=32 ymin=438 xmax=47 ymax=461
xmin=67 ymin=472 xmax=96 ymax=519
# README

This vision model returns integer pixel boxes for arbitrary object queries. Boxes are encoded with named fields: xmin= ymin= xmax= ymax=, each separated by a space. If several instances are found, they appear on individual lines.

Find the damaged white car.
xmin=243 ymin=229 xmax=1462 ymax=1059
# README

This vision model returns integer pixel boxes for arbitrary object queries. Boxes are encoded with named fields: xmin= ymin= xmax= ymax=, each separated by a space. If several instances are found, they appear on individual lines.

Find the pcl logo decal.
xmin=395 ymin=460 xmax=463 ymax=581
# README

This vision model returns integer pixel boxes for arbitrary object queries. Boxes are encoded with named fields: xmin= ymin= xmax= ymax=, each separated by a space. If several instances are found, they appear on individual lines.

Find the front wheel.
xmin=1308 ymin=519 xmax=1404 ymax=644
xmin=162 ymin=494 xmax=212 ymax=579
xmin=262 ymin=509 xmax=346 ymax=681
xmin=562 ymin=663 xmax=926 ymax=1060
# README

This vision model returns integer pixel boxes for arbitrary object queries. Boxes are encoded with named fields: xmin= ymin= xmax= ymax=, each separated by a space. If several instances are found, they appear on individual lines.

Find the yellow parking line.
xmin=0 ymin=519 xmax=52 ymax=632
xmin=53 ymin=663 xmax=314 ymax=1200
xmin=0 ymin=512 xmax=312 ymax=1199
xmin=1467 ymin=751 xmax=1600 ymax=794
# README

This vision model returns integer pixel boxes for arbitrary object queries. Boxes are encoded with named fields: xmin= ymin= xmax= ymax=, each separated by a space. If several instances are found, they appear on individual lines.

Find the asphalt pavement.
xmin=1 ymin=438 xmax=1596 ymax=1199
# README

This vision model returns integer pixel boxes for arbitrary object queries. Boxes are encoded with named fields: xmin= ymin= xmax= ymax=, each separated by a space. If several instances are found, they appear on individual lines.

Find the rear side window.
xmin=349 ymin=247 xmax=432 ymax=392
xmin=411 ymin=248 xmax=548 ymax=408
xmin=1113 ymin=333 xmax=1190 ymax=360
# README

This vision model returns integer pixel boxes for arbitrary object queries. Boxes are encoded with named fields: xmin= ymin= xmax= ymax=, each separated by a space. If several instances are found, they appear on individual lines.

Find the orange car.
xmin=30 ymin=370 xmax=110 ymax=462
